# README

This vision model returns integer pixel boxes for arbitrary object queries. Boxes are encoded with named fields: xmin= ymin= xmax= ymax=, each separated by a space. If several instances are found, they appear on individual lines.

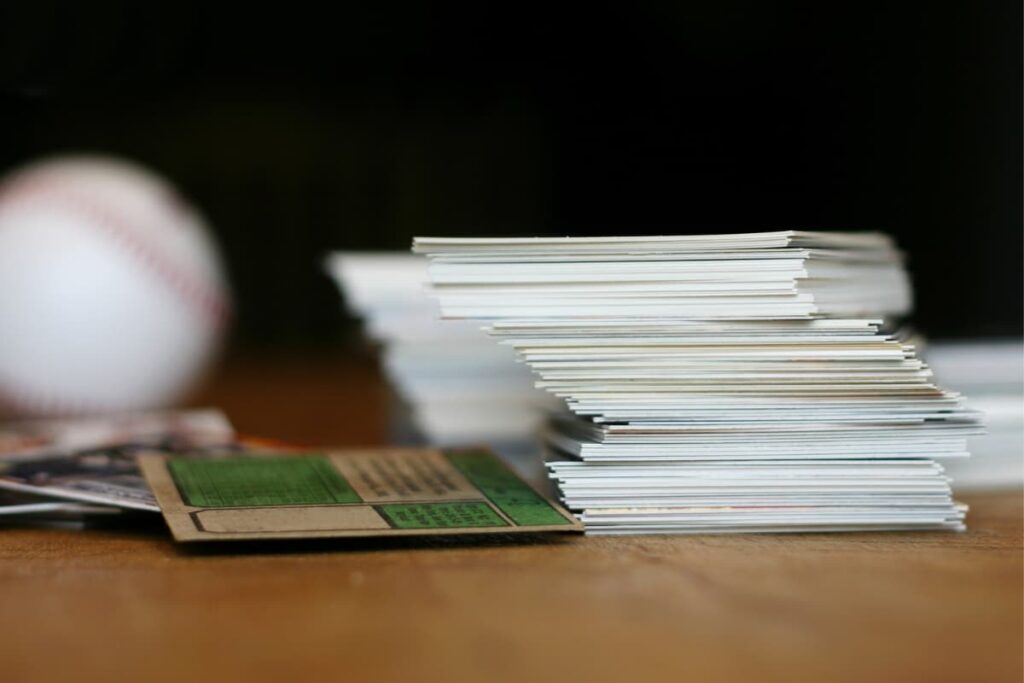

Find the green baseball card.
xmin=139 ymin=447 xmax=581 ymax=541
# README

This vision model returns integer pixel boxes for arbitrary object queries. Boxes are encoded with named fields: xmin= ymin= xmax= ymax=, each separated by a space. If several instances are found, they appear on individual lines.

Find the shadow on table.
xmin=174 ymin=531 xmax=579 ymax=556
xmin=6 ymin=509 xmax=582 ymax=555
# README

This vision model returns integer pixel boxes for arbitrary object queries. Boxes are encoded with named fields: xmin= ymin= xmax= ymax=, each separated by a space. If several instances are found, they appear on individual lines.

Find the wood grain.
xmin=1 ymin=353 xmax=1020 ymax=683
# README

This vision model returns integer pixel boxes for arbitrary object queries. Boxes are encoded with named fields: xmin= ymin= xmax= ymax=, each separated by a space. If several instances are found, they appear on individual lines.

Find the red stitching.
xmin=0 ymin=174 xmax=231 ymax=328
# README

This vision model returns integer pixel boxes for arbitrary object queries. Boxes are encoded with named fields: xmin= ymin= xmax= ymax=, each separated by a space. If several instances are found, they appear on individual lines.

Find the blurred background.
xmin=1 ymin=1 xmax=1019 ymax=350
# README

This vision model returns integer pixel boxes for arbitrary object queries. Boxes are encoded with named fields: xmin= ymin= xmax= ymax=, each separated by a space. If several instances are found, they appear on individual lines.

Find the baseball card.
xmin=140 ymin=447 xmax=582 ymax=541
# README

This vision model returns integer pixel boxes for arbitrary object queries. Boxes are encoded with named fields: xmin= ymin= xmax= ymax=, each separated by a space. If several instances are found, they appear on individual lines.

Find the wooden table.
xmin=2 ymin=353 xmax=1021 ymax=683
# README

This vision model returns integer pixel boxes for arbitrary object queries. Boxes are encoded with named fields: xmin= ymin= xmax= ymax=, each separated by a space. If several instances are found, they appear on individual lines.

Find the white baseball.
xmin=0 ymin=156 xmax=232 ymax=417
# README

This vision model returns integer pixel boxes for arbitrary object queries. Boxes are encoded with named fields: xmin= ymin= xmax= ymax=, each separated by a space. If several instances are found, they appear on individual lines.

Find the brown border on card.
xmin=138 ymin=450 xmax=582 ymax=542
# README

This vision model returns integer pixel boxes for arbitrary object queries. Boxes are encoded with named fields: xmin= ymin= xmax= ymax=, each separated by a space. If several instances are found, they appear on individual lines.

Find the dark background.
xmin=1 ymin=1 xmax=1020 ymax=347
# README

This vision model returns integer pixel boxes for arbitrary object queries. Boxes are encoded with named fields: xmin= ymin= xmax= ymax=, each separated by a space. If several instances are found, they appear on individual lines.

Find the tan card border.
xmin=138 ymin=450 xmax=582 ymax=542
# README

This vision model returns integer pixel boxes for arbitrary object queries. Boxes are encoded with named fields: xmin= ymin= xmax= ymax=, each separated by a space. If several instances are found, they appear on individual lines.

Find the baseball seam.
xmin=0 ymin=175 xmax=231 ymax=326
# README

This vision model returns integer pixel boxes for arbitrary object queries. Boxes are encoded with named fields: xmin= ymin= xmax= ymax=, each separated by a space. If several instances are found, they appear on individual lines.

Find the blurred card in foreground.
xmin=141 ymin=448 xmax=582 ymax=541
xmin=0 ymin=448 xmax=160 ymax=511
xmin=0 ymin=490 xmax=121 ymax=518
xmin=0 ymin=409 xmax=237 ymax=512
xmin=0 ymin=409 xmax=234 ymax=462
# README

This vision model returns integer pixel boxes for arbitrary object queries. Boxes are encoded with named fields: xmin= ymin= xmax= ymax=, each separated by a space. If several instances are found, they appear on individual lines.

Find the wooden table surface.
xmin=2 ymin=353 xmax=1021 ymax=683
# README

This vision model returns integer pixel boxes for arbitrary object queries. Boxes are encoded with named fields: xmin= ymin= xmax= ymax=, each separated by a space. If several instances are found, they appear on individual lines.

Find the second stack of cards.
xmin=414 ymin=232 xmax=981 ymax=534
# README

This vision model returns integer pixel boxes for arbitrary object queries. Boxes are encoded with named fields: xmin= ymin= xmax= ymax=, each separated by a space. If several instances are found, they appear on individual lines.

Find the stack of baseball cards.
xmin=415 ymin=231 xmax=982 ymax=534
xmin=325 ymin=253 xmax=553 ymax=463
